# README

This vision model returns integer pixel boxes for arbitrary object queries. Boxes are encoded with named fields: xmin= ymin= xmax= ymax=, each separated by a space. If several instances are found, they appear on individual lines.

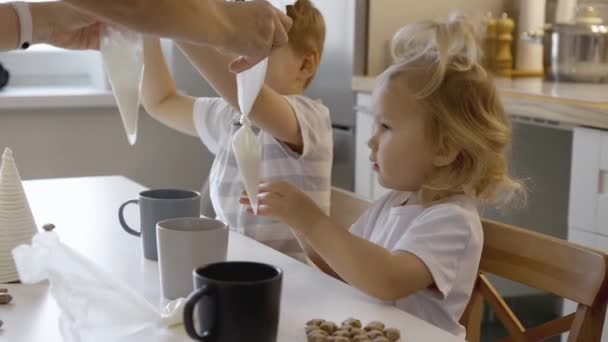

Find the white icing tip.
xmin=2 ymin=148 xmax=13 ymax=160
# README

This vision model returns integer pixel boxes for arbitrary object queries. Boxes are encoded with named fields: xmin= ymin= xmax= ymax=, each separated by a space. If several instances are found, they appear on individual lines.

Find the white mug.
xmin=156 ymin=217 xmax=228 ymax=299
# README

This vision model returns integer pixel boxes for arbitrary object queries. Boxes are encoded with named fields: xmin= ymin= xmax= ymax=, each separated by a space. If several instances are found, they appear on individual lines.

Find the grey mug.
xmin=118 ymin=189 xmax=201 ymax=260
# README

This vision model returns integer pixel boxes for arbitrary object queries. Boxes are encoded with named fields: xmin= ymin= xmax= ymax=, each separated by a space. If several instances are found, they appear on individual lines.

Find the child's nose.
xmin=367 ymin=134 xmax=378 ymax=150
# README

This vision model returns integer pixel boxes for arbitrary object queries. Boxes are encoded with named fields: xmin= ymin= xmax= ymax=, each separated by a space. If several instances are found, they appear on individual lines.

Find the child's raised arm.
xmin=176 ymin=42 xmax=303 ymax=150
xmin=141 ymin=37 xmax=197 ymax=137
xmin=242 ymin=182 xmax=435 ymax=301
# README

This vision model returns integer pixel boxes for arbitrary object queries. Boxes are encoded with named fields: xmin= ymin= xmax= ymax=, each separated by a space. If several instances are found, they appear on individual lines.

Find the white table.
xmin=0 ymin=176 xmax=463 ymax=341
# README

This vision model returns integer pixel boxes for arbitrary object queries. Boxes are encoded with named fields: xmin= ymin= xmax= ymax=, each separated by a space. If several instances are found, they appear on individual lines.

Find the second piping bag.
xmin=231 ymin=0 xmax=291 ymax=214
xmin=233 ymin=59 xmax=268 ymax=215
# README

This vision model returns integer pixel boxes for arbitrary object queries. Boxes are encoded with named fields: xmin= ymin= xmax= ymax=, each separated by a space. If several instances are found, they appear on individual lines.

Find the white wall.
xmin=482 ymin=122 xmax=572 ymax=297
xmin=0 ymin=106 xmax=212 ymax=192
xmin=0 ymin=43 xmax=216 ymax=193
xmin=366 ymin=0 xmax=514 ymax=75
xmin=484 ymin=122 xmax=572 ymax=241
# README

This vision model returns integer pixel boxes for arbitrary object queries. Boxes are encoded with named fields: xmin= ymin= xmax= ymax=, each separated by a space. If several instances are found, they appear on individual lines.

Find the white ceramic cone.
xmin=0 ymin=148 xmax=37 ymax=283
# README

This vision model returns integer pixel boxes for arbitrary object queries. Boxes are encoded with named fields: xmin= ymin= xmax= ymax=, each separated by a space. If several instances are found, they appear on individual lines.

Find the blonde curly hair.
xmin=376 ymin=14 xmax=523 ymax=205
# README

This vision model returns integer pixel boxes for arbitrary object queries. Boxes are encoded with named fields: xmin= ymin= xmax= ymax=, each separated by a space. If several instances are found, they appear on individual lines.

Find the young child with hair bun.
xmin=141 ymin=0 xmax=331 ymax=262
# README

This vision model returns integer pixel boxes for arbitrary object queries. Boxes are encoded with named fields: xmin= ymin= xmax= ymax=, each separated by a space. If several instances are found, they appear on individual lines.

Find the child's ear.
xmin=432 ymin=139 xmax=460 ymax=167
xmin=300 ymin=49 xmax=320 ymax=79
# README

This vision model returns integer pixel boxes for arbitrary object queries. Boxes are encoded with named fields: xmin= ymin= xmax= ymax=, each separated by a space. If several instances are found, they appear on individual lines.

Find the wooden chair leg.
xmin=478 ymin=275 xmax=527 ymax=342
xmin=569 ymin=304 xmax=607 ymax=342
xmin=461 ymin=286 xmax=483 ymax=342
xmin=519 ymin=314 xmax=574 ymax=342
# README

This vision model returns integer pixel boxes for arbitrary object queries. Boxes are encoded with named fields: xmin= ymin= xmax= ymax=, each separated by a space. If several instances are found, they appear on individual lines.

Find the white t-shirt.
xmin=193 ymin=95 xmax=333 ymax=261
xmin=349 ymin=191 xmax=483 ymax=337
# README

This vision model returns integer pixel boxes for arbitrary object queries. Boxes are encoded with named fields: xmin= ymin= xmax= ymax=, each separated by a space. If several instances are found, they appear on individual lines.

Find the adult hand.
xmin=215 ymin=0 xmax=292 ymax=73
xmin=31 ymin=2 xmax=102 ymax=50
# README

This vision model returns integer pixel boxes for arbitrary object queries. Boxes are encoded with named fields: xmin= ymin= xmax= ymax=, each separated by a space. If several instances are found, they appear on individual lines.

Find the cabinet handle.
xmin=600 ymin=170 xmax=608 ymax=194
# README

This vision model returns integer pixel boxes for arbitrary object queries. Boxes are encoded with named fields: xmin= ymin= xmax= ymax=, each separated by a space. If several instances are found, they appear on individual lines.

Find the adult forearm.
xmin=177 ymin=42 xmax=239 ymax=105
xmin=142 ymin=37 xmax=177 ymax=113
xmin=1 ymin=2 xmax=72 ymax=51
xmin=0 ymin=4 xmax=19 ymax=51
xmin=63 ymin=0 xmax=225 ymax=46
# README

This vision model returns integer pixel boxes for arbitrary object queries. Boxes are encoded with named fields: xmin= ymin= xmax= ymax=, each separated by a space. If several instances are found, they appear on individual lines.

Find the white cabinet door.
xmin=566 ymin=128 xmax=608 ymax=342
xmin=569 ymin=128 xmax=601 ymax=233
xmin=355 ymin=94 xmax=374 ymax=200
xmin=569 ymin=228 xmax=599 ymax=249
xmin=596 ymin=135 xmax=608 ymax=237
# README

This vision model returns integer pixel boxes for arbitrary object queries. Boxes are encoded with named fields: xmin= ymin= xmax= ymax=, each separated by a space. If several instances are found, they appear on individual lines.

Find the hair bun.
xmin=287 ymin=0 xmax=312 ymax=17
xmin=391 ymin=13 xmax=481 ymax=70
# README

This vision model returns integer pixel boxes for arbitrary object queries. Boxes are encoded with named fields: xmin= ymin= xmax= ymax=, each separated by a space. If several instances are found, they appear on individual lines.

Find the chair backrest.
xmin=329 ymin=187 xmax=371 ymax=228
xmin=461 ymin=219 xmax=608 ymax=342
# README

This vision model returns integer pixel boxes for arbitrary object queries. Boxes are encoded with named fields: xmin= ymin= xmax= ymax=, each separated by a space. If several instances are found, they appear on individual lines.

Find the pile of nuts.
xmin=0 ymin=287 xmax=13 ymax=329
xmin=306 ymin=318 xmax=401 ymax=342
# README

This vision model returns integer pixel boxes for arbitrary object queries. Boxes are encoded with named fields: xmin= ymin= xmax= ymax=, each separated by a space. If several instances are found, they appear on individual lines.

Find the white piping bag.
xmin=100 ymin=26 xmax=144 ymax=146
xmin=233 ymin=59 xmax=268 ymax=215
xmin=231 ymin=0 xmax=292 ymax=214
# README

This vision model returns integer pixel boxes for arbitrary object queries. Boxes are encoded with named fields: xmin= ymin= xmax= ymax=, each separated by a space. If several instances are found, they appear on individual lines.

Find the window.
xmin=0 ymin=0 xmax=106 ymax=90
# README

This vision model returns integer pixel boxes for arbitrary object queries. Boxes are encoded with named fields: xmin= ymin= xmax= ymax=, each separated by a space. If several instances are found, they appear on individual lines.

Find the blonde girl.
xmin=241 ymin=14 xmax=522 ymax=337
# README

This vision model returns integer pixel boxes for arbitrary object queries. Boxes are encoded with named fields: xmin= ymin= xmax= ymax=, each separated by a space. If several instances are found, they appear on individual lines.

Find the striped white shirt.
xmin=193 ymin=95 xmax=333 ymax=261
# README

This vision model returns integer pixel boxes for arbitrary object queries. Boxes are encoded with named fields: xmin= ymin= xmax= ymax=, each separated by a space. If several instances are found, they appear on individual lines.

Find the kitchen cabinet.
xmin=563 ymin=128 xmax=608 ymax=341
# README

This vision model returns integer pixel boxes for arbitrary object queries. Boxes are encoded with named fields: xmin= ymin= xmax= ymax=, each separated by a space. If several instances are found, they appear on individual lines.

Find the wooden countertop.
xmin=352 ymin=76 xmax=608 ymax=129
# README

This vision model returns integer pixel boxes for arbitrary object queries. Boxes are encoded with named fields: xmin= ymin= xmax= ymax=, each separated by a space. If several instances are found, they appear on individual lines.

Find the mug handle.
xmin=118 ymin=199 xmax=141 ymax=237
xmin=184 ymin=285 xmax=214 ymax=342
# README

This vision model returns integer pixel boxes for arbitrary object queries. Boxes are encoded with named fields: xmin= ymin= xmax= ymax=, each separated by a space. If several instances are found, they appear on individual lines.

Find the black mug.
xmin=0 ymin=62 xmax=9 ymax=90
xmin=183 ymin=262 xmax=283 ymax=342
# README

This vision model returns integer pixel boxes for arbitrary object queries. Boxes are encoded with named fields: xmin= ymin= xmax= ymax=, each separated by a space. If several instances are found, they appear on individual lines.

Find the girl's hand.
xmin=240 ymin=181 xmax=327 ymax=234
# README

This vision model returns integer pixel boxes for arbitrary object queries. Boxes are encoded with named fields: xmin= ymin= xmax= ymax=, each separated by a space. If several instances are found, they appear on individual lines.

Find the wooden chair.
xmin=460 ymin=219 xmax=608 ymax=342
xmin=329 ymin=187 xmax=371 ymax=227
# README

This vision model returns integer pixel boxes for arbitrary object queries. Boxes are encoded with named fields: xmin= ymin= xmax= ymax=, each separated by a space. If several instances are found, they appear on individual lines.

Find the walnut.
xmin=308 ymin=328 xmax=329 ymax=336
xmin=342 ymin=317 xmax=362 ymax=329
xmin=365 ymin=321 xmax=385 ymax=332
xmin=352 ymin=335 xmax=372 ymax=342
xmin=307 ymin=319 xmax=326 ymax=327
xmin=351 ymin=328 xmax=366 ymax=336
xmin=320 ymin=321 xmax=338 ymax=334
xmin=327 ymin=337 xmax=350 ymax=342
xmin=373 ymin=337 xmax=391 ymax=342
xmin=384 ymin=328 xmax=401 ymax=341
xmin=332 ymin=329 xmax=351 ymax=338
xmin=307 ymin=333 xmax=328 ymax=342
xmin=306 ymin=325 xmax=322 ymax=334
xmin=0 ymin=293 xmax=13 ymax=305
xmin=366 ymin=330 xmax=384 ymax=340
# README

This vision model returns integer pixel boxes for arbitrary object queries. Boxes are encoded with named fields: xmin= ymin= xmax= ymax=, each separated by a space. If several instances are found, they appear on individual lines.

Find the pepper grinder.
xmin=495 ymin=13 xmax=514 ymax=77
xmin=483 ymin=13 xmax=497 ymax=71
